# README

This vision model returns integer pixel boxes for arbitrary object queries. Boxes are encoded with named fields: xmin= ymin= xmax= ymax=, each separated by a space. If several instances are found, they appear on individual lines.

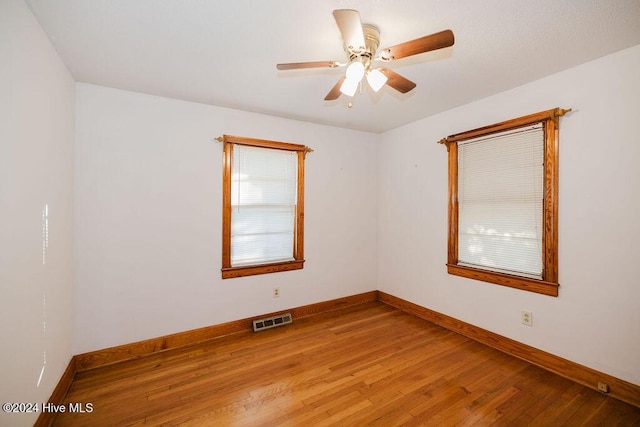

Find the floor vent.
xmin=253 ymin=313 xmax=293 ymax=332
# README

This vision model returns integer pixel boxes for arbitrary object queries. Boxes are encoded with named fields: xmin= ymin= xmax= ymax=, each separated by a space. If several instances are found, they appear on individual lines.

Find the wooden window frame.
xmin=221 ymin=135 xmax=311 ymax=279
xmin=438 ymin=108 xmax=570 ymax=297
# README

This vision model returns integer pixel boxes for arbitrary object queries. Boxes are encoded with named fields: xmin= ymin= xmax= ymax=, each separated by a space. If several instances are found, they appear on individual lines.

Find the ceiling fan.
xmin=277 ymin=9 xmax=455 ymax=101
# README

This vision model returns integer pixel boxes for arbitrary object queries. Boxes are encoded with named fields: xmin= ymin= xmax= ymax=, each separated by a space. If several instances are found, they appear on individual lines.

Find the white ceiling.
xmin=26 ymin=0 xmax=640 ymax=133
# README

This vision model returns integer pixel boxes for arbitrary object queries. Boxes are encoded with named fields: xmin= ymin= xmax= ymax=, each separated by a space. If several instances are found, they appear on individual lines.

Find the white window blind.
xmin=457 ymin=123 xmax=544 ymax=279
xmin=231 ymin=144 xmax=298 ymax=267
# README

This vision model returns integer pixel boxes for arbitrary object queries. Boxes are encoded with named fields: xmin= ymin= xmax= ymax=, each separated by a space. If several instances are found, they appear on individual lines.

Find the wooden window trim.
xmin=438 ymin=108 xmax=570 ymax=297
xmin=221 ymin=135 xmax=311 ymax=279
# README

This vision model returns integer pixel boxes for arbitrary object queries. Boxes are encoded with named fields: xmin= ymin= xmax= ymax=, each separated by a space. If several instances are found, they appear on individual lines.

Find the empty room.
xmin=2 ymin=0 xmax=640 ymax=425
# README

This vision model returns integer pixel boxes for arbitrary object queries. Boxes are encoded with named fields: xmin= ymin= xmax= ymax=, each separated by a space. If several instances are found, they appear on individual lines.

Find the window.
xmin=438 ymin=108 xmax=570 ymax=296
xmin=221 ymin=135 xmax=311 ymax=279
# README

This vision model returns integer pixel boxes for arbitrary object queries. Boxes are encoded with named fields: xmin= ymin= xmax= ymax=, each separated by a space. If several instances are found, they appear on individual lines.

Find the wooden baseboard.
xmin=74 ymin=290 xmax=378 ymax=372
xmin=34 ymin=358 xmax=76 ymax=427
xmin=377 ymin=291 xmax=640 ymax=408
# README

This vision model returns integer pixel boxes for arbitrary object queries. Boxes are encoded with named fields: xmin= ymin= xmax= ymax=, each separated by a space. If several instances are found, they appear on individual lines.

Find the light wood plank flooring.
xmin=54 ymin=302 xmax=640 ymax=426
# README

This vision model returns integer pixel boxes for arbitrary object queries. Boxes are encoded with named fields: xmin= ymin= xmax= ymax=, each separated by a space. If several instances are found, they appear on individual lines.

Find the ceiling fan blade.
xmin=379 ymin=68 xmax=416 ymax=93
xmin=277 ymin=61 xmax=340 ymax=70
xmin=324 ymin=76 xmax=346 ymax=101
xmin=333 ymin=9 xmax=365 ymax=52
xmin=382 ymin=29 xmax=454 ymax=60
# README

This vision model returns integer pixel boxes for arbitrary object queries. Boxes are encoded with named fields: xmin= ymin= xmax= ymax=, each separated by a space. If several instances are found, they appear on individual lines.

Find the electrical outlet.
xmin=273 ymin=288 xmax=280 ymax=298
xmin=597 ymin=382 xmax=609 ymax=393
xmin=521 ymin=310 xmax=533 ymax=326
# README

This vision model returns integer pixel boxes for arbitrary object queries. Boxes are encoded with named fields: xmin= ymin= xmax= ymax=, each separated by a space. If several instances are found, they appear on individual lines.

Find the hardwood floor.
xmin=53 ymin=302 xmax=640 ymax=426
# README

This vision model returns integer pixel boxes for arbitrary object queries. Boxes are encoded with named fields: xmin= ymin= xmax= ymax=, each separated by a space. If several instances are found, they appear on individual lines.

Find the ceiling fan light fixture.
xmin=345 ymin=61 xmax=365 ymax=82
xmin=366 ymin=68 xmax=388 ymax=92
xmin=277 ymin=10 xmax=455 ymax=102
xmin=339 ymin=78 xmax=359 ymax=97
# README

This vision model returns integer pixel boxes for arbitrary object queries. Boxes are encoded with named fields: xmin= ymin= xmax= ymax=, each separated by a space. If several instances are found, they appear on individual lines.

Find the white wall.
xmin=5 ymin=2 xmax=638 ymax=412
xmin=0 ymin=0 xmax=76 ymax=425
xmin=378 ymin=44 xmax=640 ymax=386
xmin=73 ymin=84 xmax=378 ymax=353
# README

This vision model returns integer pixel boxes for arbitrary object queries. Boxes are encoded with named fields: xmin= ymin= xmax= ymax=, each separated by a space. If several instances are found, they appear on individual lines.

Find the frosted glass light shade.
xmin=345 ymin=61 xmax=365 ymax=82
xmin=339 ymin=78 xmax=359 ymax=97
xmin=366 ymin=69 xmax=388 ymax=92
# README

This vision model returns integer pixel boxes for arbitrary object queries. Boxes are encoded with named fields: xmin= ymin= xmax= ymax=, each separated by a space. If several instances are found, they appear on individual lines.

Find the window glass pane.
xmin=458 ymin=124 xmax=544 ymax=278
xmin=230 ymin=145 xmax=297 ymax=266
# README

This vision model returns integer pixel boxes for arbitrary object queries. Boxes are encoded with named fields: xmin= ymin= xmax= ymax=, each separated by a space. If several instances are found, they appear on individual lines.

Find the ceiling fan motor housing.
xmin=276 ymin=9 xmax=455 ymax=100
xmin=347 ymin=24 xmax=380 ymax=68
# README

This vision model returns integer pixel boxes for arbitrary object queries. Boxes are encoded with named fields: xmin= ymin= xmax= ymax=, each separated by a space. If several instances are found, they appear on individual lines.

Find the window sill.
xmin=446 ymin=264 xmax=559 ymax=297
xmin=222 ymin=260 xmax=304 ymax=279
